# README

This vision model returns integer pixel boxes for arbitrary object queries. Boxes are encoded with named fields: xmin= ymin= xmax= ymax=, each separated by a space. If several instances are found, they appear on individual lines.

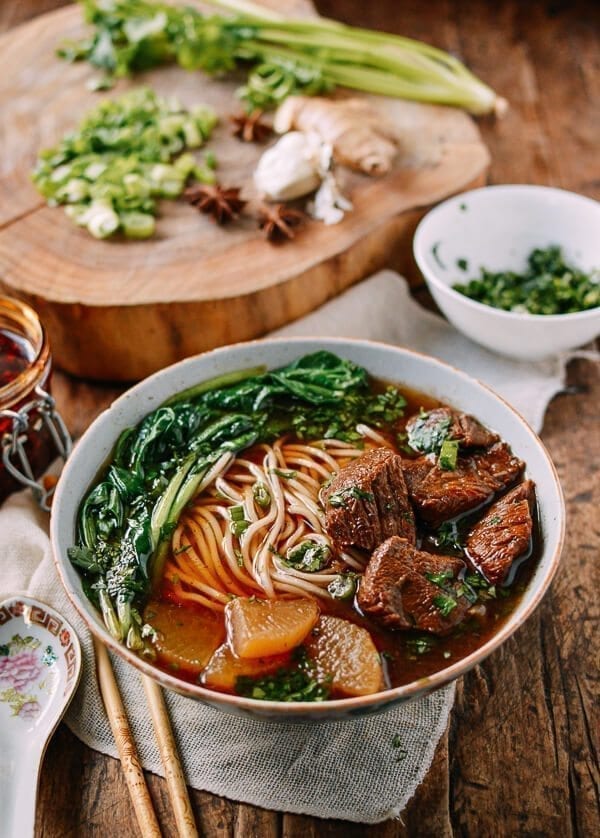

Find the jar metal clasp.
xmin=0 ymin=385 xmax=72 ymax=512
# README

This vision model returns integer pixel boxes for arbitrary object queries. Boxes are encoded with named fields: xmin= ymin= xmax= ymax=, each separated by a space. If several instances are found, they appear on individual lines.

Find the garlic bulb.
xmin=253 ymin=132 xmax=321 ymax=201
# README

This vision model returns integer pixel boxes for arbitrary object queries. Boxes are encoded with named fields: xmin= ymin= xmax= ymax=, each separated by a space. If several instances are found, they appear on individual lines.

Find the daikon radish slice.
xmin=143 ymin=600 xmax=225 ymax=678
xmin=305 ymin=615 xmax=384 ymax=697
xmin=201 ymin=643 xmax=291 ymax=691
xmin=225 ymin=597 xmax=319 ymax=659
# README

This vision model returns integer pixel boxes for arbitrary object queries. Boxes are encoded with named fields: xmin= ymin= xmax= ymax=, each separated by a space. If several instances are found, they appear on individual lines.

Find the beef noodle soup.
xmin=70 ymin=352 xmax=539 ymax=701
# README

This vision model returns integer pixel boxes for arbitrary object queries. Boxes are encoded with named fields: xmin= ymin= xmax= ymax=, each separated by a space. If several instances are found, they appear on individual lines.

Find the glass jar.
xmin=0 ymin=297 xmax=71 ymax=509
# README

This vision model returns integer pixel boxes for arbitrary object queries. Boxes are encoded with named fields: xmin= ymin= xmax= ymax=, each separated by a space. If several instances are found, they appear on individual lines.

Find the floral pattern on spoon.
xmin=0 ymin=598 xmax=80 ymax=725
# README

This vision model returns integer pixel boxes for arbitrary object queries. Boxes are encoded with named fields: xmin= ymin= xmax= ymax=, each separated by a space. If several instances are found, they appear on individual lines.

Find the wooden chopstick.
xmin=94 ymin=638 xmax=162 ymax=838
xmin=142 ymin=675 xmax=199 ymax=838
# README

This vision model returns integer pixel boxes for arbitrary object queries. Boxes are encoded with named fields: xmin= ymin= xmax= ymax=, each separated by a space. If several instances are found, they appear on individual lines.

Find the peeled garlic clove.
xmin=253 ymin=132 xmax=321 ymax=201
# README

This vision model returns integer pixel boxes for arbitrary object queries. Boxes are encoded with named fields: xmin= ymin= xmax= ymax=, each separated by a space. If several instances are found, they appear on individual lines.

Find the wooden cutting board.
xmin=0 ymin=1 xmax=489 ymax=381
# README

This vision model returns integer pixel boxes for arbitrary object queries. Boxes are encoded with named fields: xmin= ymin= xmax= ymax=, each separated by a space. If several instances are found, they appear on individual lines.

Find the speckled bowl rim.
xmin=50 ymin=337 xmax=565 ymax=719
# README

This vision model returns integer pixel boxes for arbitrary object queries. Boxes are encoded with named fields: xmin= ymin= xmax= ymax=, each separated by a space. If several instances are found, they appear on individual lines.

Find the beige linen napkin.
xmin=0 ymin=271 xmax=570 ymax=822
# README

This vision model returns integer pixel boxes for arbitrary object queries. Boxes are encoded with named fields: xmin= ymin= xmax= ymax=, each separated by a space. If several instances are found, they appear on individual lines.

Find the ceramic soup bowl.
xmin=51 ymin=338 xmax=565 ymax=721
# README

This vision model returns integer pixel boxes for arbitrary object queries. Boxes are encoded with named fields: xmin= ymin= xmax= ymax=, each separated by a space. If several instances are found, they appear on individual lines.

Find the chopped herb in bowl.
xmin=452 ymin=246 xmax=599 ymax=315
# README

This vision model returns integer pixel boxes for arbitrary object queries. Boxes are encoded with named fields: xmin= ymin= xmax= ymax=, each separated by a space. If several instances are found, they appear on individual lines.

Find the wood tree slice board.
xmin=0 ymin=2 xmax=490 ymax=381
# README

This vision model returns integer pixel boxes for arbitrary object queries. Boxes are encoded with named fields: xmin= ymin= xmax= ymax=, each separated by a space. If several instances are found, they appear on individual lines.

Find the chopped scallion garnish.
xmin=439 ymin=439 xmax=459 ymax=471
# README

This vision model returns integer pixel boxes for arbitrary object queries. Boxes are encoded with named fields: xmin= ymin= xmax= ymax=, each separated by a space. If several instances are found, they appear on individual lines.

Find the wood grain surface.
xmin=1 ymin=1 xmax=598 ymax=837
xmin=0 ymin=1 xmax=488 ymax=381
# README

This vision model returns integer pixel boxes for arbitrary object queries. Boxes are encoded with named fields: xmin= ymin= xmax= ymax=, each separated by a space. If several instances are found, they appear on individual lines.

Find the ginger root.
xmin=274 ymin=96 xmax=398 ymax=176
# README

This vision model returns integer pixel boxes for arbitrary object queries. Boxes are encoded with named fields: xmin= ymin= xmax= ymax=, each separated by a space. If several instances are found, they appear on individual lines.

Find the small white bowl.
xmin=413 ymin=185 xmax=600 ymax=360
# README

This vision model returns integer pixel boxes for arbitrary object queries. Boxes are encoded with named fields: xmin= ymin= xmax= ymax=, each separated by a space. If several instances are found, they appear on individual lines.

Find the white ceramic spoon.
xmin=0 ymin=595 xmax=81 ymax=838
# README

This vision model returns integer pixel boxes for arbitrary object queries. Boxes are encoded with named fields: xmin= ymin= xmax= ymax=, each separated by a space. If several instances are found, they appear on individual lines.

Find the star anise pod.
xmin=257 ymin=203 xmax=306 ymax=243
xmin=184 ymin=183 xmax=246 ymax=225
xmin=230 ymin=110 xmax=273 ymax=143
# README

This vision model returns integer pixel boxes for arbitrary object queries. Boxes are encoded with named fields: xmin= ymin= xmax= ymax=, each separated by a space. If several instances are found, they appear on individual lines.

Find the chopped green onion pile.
xmin=58 ymin=0 xmax=503 ymax=115
xmin=32 ymin=87 xmax=217 ymax=239
xmin=453 ymin=246 xmax=599 ymax=315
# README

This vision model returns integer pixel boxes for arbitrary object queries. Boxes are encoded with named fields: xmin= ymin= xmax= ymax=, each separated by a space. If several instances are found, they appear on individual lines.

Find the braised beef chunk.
xmin=357 ymin=536 xmax=470 ymax=635
xmin=323 ymin=448 xmax=415 ymax=550
xmin=406 ymin=407 xmax=499 ymax=453
xmin=466 ymin=480 xmax=535 ymax=584
xmin=404 ymin=442 xmax=524 ymax=526
xmin=450 ymin=411 xmax=500 ymax=448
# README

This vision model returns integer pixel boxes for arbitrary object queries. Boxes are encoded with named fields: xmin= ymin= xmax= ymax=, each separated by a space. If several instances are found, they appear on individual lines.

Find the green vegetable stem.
xmin=59 ymin=0 xmax=505 ymax=115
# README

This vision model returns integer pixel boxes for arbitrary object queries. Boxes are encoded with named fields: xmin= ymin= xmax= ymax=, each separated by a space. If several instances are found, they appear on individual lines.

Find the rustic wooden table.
xmin=2 ymin=1 xmax=598 ymax=836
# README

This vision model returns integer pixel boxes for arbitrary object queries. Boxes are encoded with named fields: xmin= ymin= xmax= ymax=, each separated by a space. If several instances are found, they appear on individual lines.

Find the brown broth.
xmin=150 ymin=377 xmax=540 ymax=697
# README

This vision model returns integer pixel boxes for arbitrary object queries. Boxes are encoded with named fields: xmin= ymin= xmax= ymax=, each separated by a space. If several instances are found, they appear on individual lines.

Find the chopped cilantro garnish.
xmin=405 ymin=634 xmax=437 ymax=655
xmin=453 ymin=246 xmax=600 ymax=315
xmin=285 ymin=541 xmax=331 ymax=573
xmin=407 ymin=411 xmax=452 ymax=455
xmin=328 ymin=486 xmax=375 ymax=508
xmin=463 ymin=572 xmax=499 ymax=601
xmin=425 ymin=570 xmax=455 ymax=587
xmin=235 ymin=648 xmax=329 ymax=702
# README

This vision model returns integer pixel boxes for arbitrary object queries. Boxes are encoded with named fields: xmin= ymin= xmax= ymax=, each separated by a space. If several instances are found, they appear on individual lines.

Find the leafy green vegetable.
xmin=285 ymin=541 xmax=331 ymax=573
xmin=453 ymin=246 xmax=599 ymax=315
xmin=288 ymin=385 xmax=406 ymax=443
xmin=59 ymin=0 xmax=502 ymax=115
xmin=439 ymin=439 xmax=459 ymax=471
xmin=32 ymin=87 xmax=217 ymax=239
xmin=407 ymin=409 xmax=452 ymax=455
xmin=70 ymin=351 xmax=406 ymax=645
xmin=235 ymin=647 xmax=329 ymax=702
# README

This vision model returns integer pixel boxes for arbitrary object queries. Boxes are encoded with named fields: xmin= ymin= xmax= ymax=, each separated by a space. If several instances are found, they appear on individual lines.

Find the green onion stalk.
xmin=62 ymin=0 xmax=507 ymax=116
